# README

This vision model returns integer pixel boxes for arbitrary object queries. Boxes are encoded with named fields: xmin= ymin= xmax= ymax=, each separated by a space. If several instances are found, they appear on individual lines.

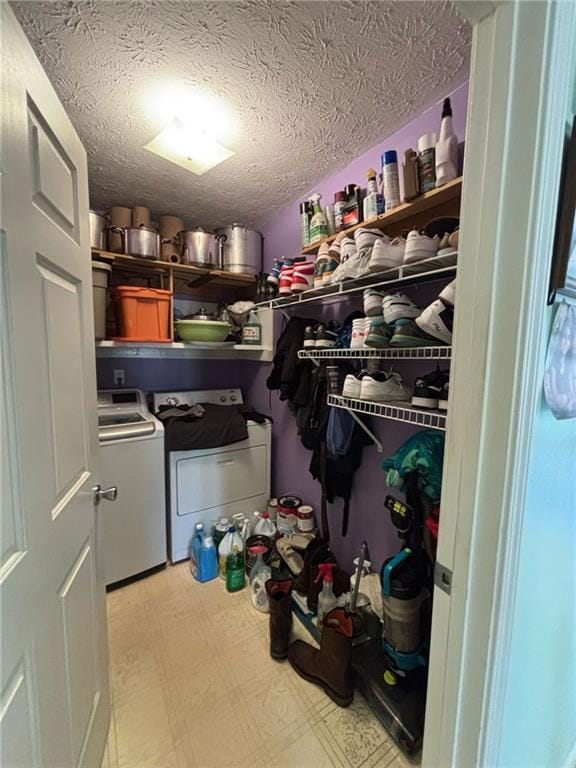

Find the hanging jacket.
xmin=266 ymin=316 xmax=315 ymax=403
xmin=381 ymin=429 xmax=445 ymax=502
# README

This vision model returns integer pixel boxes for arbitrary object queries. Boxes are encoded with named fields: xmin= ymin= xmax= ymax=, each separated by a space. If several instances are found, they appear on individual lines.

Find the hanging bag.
xmin=544 ymin=300 xmax=576 ymax=420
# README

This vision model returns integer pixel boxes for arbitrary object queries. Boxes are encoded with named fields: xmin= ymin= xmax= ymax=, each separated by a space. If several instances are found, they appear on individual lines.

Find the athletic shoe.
xmin=323 ymin=257 xmax=339 ymax=283
xmin=303 ymin=325 xmax=317 ymax=349
xmin=403 ymin=230 xmax=439 ymax=265
xmin=351 ymin=318 xmax=367 ymax=349
xmin=412 ymin=369 xmax=450 ymax=409
xmin=369 ymin=236 xmax=406 ymax=272
xmin=329 ymin=232 xmax=344 ymax=260
xmin=267 ymin=259 xmax=283 ymax=286
xmin=389 ymin=319 xmax=445 ymax=347
xmin=315 ymin=323 xmax=339 ymax=349
xmin=354 ymin=227 xmax=384 ymax=253
xmin=360 ymin=371 xmax=412 ymax=402
xmin=291 ymin=260 xmax=315 ymax=292
xmin=342 ymin=371 xmax=366 ymax=398
xmin=341 ymin=237 xmax=357 ymax=262
xmin=449 ymin=229 xmax=459 ymax=249
xmin=439 ymin=279 xmax=457 ymax=308
xmin=415 ymin=299 xmax=454 ymax=344
xmin=382 ymin=292 xmax=421 ymax=323
xmin=438 ymin=379 xmax=449 ymax=411
xmin=279 ymin=265 xmax=294 ymax=295
xmin=365 ymin=317 xmax=394 ymax=348
xmin=364 ymin=288 xmax=386 ymax=317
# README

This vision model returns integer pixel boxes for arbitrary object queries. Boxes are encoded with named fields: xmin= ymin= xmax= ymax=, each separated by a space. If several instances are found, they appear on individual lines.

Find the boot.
xmin=266 ymin=579 xmax=293 ymax=660
xmin=288 ymin=608 xmax=354 ymax=707
xmin=294 ymin=541 xmax=329 ymax=595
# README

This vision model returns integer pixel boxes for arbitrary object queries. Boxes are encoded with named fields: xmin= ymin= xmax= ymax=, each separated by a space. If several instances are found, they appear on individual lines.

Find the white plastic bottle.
xmin=309 ymin=193 xmax=328 ymax=243
xmin=382 ymin=151 xmax=401 ymax=211
xmin=218 ymin=526 xmax=239 ymax=579
xmin=363 ymin=169 xmax=384 ymax=221
xmin=254 ymin=511 xmax=276 ymax=538
xmin=435 ymin=97 xmax=458 ymax=187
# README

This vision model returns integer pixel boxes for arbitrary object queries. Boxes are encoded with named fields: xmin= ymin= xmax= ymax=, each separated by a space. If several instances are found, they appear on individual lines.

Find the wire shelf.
xmin=328 ymin=394 xmax=447 ymax=431
xmin=298 ymin=346 xmax=452 ymax=361
xmin=254 ymin=255 xmax=456 ymax=312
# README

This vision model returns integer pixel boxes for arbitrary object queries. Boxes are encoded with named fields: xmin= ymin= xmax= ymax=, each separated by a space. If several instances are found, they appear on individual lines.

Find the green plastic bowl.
xmin=175 ymin=319 xmax=231 ymax=343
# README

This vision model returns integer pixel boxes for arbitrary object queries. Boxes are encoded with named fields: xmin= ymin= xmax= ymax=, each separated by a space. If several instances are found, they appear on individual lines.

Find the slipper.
xmin=288 ymin=533 xmax=316 ymax=551
xmin=276 ymin=538 xmax=304 ymax=576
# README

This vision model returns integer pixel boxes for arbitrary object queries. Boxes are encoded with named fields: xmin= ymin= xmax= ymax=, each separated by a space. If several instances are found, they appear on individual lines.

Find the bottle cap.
xmin=299 ymin=201 xmax=311 ymax=214
xmin=441 ymin=97 xmax=452 ymax=119
xmin=383 ymin=150 xmax=397 ymax=165
xmin=367 ymin=168 xmax=377 ymax=179
xmin=315 ymin=562 xmax=336 ymax=583
xmin=228 ymin=526 xmax=235 ymax=533
xmin=262 ymin=511 xmax=270 ymax=520
xmin=344 ymin=184 xmax=358 ymax=197
xmin=203 ymin=536 xmax=214 ymax=547
xmin=418 ymin=133 xmax=437 ymax=152
xmin=334 ymin=190 xmax=347 ymax=203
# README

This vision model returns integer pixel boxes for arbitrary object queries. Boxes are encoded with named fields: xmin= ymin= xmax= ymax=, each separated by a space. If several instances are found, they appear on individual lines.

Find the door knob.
xmin=93 ymin=484 xmax=118 ymax=503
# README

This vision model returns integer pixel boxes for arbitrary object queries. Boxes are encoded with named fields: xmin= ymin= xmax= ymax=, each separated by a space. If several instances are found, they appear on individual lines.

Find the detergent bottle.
xmin=197 ymin=534 xmax=218 ymax=583
xmin=226 ymin=535 xmax=246 ymax=593
xmin=249 ymin=547 xmax=272 ymax=612
xmin=315 ymin=562 xmax=337 ymax=629
xmin=254 ymin=511 xmax=276 ymax=538
xmin=218 ymin=526 xmax=237 ymax=579
xmin=190 ymin=523 xmax=204 ymax=579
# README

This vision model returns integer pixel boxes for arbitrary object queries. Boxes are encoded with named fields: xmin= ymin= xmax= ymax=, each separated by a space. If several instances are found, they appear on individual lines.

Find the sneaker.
xmin=315 ymin=323 xmax=339 ymax=349
xmin=341 ymin=237 xmax=357 ymax=262
xmin=412 ymin=369 xmax=450 ymax=409
xmin=364 ymin=288 xmax=386 ymax=317
xmin=292 ymin=261 xmax=315 ymax=293
xmin=279 ymin=265 xmax=294 ymax=295
xmin=360 ymin=371 xmax=412 ymax=402
xmin=314 ymin=256 xmax=328 ymax=288
xmin=435 ymin=234 xmax=458 ymax=267
xmin=365 ymin=317 xmax=394 ymax=348
xmin=415 ymin=299 xmax=454 ymax=344
xmin=403 ymin=230 xmax=439 ymax=265
xmin=267 ymin=259 xmax=283 ymax=286
xmin=382 ymin=292 xmax=421 ymax=323
xmin=354 ymin=227 xmax=384 ymax=254
xmin=439 ymin=279 xmax=457 ymax=308
xmin=323 ymin=257 xmax=339 ymax=283
xmin=303 ymin=325 xmax=317 ymax=349
xmin=449 ymin=229 xmax=459 ymax=249
xmin=342 ymin=371 xmax=365 ymax=398
xmin=369 ymin=237 xmax=406 ymax=272
xmin=438 ymin=379 xmax=449 ymax=411
xmin=351 ymin=318 xmax=367 ymax=349
xmin=329 ymin=232 xmax=344 ymax=260
xmin=389 ymin=319 xmax=445 ymax=347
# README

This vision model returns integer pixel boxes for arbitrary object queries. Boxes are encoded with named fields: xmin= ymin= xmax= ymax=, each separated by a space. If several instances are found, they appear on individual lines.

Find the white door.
xmin=1 ymin=6 xmax=110 ymax=767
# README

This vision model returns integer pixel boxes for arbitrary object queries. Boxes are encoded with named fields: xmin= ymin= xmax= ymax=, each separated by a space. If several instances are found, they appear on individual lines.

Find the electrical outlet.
xmin=113 ymin=369 xmax=125 ymax=386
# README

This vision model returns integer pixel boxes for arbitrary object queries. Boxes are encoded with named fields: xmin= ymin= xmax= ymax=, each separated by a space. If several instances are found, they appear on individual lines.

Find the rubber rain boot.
xmin=288 ymin=608 xmax=354 ymax=707
xmin=266 ymin=579 xmax=293 ymax=660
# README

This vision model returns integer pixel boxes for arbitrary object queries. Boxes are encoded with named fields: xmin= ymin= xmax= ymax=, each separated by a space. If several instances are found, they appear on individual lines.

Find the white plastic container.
xmin=435 ymin=97 xmax=458 ymax=187
xmin=92 ymin=261 xmax=111 ymax=340
xmin=254 ymin=511 xmax=276 ymax=538
xmin=218 ymin=527 xmax=243 ymax=580
xmin=267 ymin=498 xmax=278 ymax=522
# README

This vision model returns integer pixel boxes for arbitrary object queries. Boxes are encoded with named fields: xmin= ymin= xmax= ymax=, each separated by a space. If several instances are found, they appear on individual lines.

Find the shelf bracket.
xmin=339 ymin=406 xmax=383 ymax=453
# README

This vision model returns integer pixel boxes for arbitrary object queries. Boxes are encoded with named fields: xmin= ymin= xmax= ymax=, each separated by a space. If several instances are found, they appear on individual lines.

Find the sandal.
xmin=276 ymin=538 xmax=304 ymax=576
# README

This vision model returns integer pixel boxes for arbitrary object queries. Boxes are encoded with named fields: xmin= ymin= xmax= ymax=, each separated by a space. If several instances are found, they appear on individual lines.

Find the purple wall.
xmin=246 ymin=82 xmax=468 ymax=572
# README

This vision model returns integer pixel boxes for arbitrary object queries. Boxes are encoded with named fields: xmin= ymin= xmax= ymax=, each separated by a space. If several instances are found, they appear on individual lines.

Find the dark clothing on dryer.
xmin=157 ymin=403 xmax=270 ymax=451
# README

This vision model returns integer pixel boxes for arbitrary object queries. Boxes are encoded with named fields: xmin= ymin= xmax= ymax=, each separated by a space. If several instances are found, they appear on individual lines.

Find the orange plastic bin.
xmin=113 ymin=286 xmax=172 ymax=342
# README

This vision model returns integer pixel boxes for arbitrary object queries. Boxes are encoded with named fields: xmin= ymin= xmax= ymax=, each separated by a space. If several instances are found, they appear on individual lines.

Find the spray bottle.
xmin=435 ymin=97 xmax=458 ymax=187
xmin=309 ymin=193 xmax=328 ymax=243
xmin=362 ymin=169 xmax=384 ymax=221
xmin=315 ymin=562 xmax=337 ymax=629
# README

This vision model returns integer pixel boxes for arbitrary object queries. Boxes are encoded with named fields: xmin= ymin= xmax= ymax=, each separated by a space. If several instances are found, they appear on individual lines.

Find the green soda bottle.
xmin=226 ymin=546 xmax=246 ymax=593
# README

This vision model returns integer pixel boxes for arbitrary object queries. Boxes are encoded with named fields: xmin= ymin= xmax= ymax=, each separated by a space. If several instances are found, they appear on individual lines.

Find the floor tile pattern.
xmin=102 ymin=563 xmax=418 ymax=768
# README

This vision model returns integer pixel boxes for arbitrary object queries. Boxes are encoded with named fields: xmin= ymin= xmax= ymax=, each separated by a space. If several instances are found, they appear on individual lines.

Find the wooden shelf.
xmin=95 ymin=340 xmax=273 ymax=361
xmin=92 ymin=250 xmax=257 ymax=291
xmin=301 ymin=176 xmax=462 ymax=255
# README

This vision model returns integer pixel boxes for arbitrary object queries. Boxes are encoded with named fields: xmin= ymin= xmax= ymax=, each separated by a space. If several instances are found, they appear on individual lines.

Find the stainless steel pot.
xmin=89 ymin=211 xmax=108 ymax=250
xmin=215 ymin=224 xmax=263 ymax=275
xmin=110 ymin=226 xmax=160 ymax=260
xmin=178 ymin=229 xmax=219 ymax=267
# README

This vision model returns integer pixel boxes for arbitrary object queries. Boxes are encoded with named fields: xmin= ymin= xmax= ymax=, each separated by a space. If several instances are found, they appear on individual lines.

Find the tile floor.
xmin=101 ymin=563 xmax=417 ymax=768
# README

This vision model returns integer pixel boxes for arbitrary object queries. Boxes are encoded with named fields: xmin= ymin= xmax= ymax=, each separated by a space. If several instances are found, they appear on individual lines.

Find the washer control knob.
xmin=220 ymin=395 xmax=227 ymax=403
xmin=230 ymin=395 xmax=237 ymax=402
xmin=166 ymin=397 xmax=178 ymax=407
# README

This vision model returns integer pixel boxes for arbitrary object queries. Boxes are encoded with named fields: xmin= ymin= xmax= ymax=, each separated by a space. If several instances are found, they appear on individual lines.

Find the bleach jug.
xmin=254 ymin=511 xmax=276 ymax=538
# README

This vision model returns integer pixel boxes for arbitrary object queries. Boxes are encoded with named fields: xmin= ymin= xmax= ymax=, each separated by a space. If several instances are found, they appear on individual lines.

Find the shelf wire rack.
xmin=328 ymin=394 xmax=447 ymax=431
xmin=298 ymin=346 xmax=452 ymax=362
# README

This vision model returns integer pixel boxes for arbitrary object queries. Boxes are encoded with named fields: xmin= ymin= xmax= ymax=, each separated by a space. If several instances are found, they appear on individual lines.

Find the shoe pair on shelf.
xmin=412 ymin=368 xmax=450 ymax=411
xmin=368 ymin=227 xmax=459 ymax=273
xmin=278 ymin=256 xmax=316 ymax=295
xmin=303 ymin=322 xmax=340 ymax=349
xmin=342 ymin=370 xmax=412 ymax=402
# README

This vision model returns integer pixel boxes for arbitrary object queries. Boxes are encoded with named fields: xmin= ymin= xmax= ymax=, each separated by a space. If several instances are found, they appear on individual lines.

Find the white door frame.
xmin=423 ymin=1 xmax=576 ymax=765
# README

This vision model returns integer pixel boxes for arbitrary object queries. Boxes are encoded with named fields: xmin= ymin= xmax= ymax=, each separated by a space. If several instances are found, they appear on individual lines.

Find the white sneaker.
xmin=354 ymin=228 xmax=384 ymax=253
xmin=382 ymin=292 xmax=421 ymax=324
xmin=415 ymin=299 xmax=454 ymax=344
xmin=364 ymin=289 xmax=386 ymax=317
xmin=439 ymin=279 xmax=456 ymax=307
xmin=360 ymin=372 xmax=412 ymax=402
xmin=340 ymin=237 xmax=357 ymax=262
xmin=403 ymin=230 xmax=439 ymax=265
xmin=369 ymin=237 xmax=406 ymax=272
xmin=342 ymin=373 xmax=363 ymax=398
xmin=351 ymin=318 xmax=367 ymax=349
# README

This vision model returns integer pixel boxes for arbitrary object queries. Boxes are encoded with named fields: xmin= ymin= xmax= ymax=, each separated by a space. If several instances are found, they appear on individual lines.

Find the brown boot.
xmin=288 ymin=608 xmax=354 ymax=707
xmin=266 ymin=579 xmax=293 ymax=660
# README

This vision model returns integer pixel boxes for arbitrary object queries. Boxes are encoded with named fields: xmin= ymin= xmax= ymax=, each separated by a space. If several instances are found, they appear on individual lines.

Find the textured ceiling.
xmin=13 ymin=0 xmax=470 ymax=231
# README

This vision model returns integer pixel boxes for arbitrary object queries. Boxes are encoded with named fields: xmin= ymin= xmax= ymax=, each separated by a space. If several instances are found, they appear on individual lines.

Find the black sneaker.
xmin=389 ymin=319 xmax=445 ymax=347
xmin=315 ymin=322 xmax=339 ymax=349
xmin=303 ymin=325 xmax=317 ymax=349
xmin=412 ymin=369 xmax=450 ymax=409
xmin=438 ymin=380 xmax=449 ymax=411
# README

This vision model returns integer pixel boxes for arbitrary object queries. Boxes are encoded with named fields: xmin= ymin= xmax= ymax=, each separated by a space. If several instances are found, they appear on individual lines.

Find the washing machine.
xmin=152 ymin=389 xmax=272 ymax=563
xmin=98 ymin=389 xmax=167 ymax=586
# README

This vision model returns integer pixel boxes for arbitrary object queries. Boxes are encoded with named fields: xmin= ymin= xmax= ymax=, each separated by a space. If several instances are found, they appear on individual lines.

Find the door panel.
xmin=1 ymin=6 xmax=110 ymax=767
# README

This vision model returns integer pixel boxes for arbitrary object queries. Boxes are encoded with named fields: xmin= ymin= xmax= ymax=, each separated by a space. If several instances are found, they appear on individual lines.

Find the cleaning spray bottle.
xmin=254 ymin=510 xmax=276 ymax=538
xmin=363 ymin=169 xmax=384 ymax=221
xmin=249 ymin=546 xmax=272 ymax=612
xmin=309 ymin=193 xmax=328 ymax=243
xmin=218 ymin=526 xmax=240 ymax=580
xmin=315 ymin=562 xmax=337 ymax=629
xmin=226 ymin=536 xmax=246 ymax=593
xmin=435 ymin=97 xmax=458 ymax=187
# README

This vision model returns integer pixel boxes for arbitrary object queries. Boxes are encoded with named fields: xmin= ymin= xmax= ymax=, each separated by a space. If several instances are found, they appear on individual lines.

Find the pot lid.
xmin=188 ymin=307 xmax=218 ymax=321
